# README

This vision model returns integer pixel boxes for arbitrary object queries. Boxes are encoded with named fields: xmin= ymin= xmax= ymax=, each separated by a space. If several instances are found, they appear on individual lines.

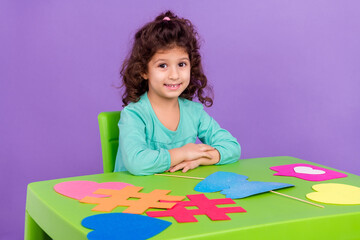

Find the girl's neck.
xmin=147 ymin=92 xmax=179 ymax=110
xmin=147 ymin=92 xmax=181 ymax=132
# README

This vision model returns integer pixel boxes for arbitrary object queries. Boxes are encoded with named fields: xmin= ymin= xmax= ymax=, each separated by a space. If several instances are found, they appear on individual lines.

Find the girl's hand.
xmin=169 ymin=159 xmax=203 ymax=173
xmin=168 ymin=143 xmax=217 ymax=167
xmin=181 ymin=143 xmax=214 ymax=161
xmin=168 ymin=150 xmax=220 ymax=173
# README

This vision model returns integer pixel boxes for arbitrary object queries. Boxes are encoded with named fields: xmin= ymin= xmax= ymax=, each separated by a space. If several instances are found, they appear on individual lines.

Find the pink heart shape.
xmin=54 ymin=181 xmax=133 ymax=200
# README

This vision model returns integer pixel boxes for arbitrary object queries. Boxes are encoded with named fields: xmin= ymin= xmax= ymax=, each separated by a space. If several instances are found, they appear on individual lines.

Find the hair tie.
xmin=163 ymin=17 xmax=171 ymax=21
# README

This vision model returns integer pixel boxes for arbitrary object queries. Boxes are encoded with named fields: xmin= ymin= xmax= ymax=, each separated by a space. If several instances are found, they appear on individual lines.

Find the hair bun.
xmin=155 ymin=10 xmax=177 ymax=21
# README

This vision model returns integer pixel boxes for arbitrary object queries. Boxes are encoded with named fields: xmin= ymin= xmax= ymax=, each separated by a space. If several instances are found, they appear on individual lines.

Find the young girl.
xmin=115 ymin=11 xmax=241 ymax=176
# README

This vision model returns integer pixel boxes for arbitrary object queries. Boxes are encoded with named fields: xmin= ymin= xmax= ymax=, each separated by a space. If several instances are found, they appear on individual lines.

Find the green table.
xmin=25 ymin=157 xmax=360 ymax=239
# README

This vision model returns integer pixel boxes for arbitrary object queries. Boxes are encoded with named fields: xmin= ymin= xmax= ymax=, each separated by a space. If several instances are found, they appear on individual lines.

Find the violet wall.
xmin=1 ymin=1 xmax=359 ymax=239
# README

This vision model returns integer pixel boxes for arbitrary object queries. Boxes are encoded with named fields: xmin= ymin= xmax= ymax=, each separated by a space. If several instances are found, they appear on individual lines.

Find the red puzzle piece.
xmin=146 ymin=194 xmax=246 ymax=223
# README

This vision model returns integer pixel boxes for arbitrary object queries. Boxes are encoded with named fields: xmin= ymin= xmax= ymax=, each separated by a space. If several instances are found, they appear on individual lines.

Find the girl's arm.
xmin=198 ymin=108 xmax=241 ymax=165
xmin=116 ymin=108 xmax=171 ymax=176
xmin=167 ymin=106 xmax=240 ymax=173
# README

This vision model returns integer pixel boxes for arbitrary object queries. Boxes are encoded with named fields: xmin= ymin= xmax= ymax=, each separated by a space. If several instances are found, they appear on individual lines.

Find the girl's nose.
xmin=169 ymin=66 xmax=179 ymax=80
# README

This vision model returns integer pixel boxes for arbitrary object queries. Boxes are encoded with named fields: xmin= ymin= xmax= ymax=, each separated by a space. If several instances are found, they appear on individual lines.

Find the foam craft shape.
xmin=53 ymin=181 xmax=133 ymax=200
xmin=270 ymin=164 xmax=347 ymax=181
xmin=306 ymin=183 xmax=360 ymax=205
xmin=80 ymin=186 xmax=185 ymax=214
xmin=194 ymin=171 xmax=248 ymax=193
xmin=194 ymin=171 xmax=294 ymax=199
xmin=220 ymin=181 xmax=294 ymax=199
xmin=147 ymin=194 xmax=246 ymax=223
xmin=82 ymin=213 xmax=172 ymax=240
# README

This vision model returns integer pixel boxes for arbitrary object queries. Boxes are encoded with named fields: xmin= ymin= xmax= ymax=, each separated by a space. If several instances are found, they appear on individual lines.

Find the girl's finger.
xmin=170 ymin=163 xmax=184 ymax=172
xmin=182 ymin=166 xmax=190 ymax=173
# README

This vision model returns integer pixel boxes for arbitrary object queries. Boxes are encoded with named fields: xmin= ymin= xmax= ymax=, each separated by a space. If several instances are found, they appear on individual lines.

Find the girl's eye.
xmin=179 ymin=62 xmax=187 ymax=67
xmin=159 ymin=64 xmax=167 ymax=68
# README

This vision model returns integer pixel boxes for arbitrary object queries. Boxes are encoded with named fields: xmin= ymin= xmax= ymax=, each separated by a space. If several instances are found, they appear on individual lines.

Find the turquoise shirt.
xmin=114 ymin=92 xmax=241 ymax=175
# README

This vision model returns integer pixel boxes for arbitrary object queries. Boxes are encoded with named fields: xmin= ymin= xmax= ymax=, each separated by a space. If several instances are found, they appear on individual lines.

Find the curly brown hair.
xmin=120 ymin=10 xmax=213 ymax=107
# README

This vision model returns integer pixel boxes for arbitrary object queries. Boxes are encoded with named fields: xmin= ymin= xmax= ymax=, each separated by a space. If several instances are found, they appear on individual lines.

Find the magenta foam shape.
xmin=270 ymin=164 xmax=347 ymax=181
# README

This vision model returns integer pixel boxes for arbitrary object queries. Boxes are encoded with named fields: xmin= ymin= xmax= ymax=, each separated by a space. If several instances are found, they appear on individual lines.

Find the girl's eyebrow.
xmin=179 ymin=57 xmax=190 ymax=61
xmin=153 ymin=57 xmax=190 ymax=64
xmin=153 ymin=59 xmax=166 ymax=64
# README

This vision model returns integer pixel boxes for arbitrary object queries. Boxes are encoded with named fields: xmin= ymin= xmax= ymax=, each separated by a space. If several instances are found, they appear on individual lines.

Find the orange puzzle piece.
xmin=79 ymin=186 xmax=185 ymax=214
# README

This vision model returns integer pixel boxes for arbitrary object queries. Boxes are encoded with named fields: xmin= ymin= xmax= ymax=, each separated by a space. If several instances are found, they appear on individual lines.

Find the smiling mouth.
xmin=164 ymin=83 xmax=181 ymax=90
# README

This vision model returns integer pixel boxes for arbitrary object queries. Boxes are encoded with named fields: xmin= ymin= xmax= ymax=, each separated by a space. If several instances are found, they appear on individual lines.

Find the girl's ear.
xmin=141 ymin=73 xmax=148 ymax=80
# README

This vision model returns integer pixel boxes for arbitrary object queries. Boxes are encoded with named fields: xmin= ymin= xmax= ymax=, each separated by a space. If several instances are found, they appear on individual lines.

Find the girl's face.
xmin=142 ymin=46 xmax=190 ymax=103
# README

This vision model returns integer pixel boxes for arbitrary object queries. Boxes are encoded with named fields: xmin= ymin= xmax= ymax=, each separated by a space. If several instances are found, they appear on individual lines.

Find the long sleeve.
xmin=197 ymin=109 xmax=241 ymax=165
xmin=115 ymin=108 xmax=171 ymax=176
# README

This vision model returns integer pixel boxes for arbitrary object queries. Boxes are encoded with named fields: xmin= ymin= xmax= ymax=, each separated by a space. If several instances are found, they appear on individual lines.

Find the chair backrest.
xmin=98 ymin=111 xmax=121 ymax=173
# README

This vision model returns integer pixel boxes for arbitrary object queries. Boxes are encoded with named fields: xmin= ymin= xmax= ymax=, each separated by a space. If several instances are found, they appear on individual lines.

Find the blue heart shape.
xmin=195 ymin=171 xmax=294 ymax=199
xmin=82 ymin=213 xmax=172 ymax=240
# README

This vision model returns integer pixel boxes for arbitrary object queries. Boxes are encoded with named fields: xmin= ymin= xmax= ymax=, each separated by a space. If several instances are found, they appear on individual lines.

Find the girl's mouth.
xmin=164 ymin=83 xmax=181 ymax=90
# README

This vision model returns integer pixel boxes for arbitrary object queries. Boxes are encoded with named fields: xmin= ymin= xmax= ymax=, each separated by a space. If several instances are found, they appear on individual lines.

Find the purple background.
xmin=1 ymin=1 xmax=359 ymax=239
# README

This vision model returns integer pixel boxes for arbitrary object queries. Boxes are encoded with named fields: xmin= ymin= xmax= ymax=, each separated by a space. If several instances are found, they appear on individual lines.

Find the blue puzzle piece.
xmin=82 ymin=213 xmax=172 ymax=240
xmin=194 ymin=171 xmax=248 ymax=193
xmin=194 ymin=171 xmax=294 ymax=199
xmin=220 ymin=180 xmax=294 ymax=199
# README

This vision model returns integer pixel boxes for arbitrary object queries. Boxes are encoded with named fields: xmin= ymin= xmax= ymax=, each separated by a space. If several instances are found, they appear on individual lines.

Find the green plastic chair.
xmin=98 ymin=111 xmax=121 ymax=173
